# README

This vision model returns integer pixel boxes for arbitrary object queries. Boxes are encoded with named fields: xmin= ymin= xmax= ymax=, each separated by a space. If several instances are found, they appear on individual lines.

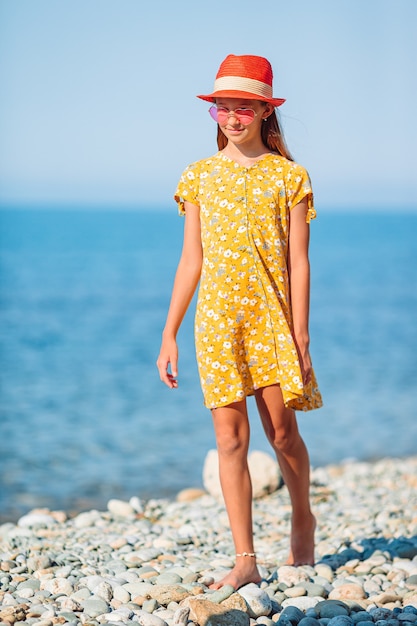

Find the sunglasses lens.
xmin=209 ymin=106 xmax=219 ymax=122
xmin=215 ymin=109 xmax=229 ymax=123
xmin=208 ymin=106 xmax=256 ymax=124
xmin=235 ymin=109 xmax=255 ymax=124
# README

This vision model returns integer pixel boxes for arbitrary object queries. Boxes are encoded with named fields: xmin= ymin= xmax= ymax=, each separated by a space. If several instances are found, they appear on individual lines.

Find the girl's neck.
xmin=221 ymin=141 xmax=272 ymax=167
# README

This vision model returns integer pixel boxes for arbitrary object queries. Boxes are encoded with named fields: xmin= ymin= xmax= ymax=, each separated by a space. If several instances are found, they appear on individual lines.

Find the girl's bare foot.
xmin=286 ymin=512 xmax=316 ymax=566
xmin=209 ymin=559 xmax=262 ymax=590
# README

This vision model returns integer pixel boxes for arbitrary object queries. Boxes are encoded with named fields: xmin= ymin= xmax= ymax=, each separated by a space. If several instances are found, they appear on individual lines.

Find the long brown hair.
xmin=216 ymin=108 xmax=293 ymax=161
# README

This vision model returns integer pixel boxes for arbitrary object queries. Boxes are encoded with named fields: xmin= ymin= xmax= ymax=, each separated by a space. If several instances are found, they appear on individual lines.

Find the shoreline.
xmin=1 ymin=456 xmax=417 ymax=625
xmin=2 ymin=452 xmax=415 ymax=526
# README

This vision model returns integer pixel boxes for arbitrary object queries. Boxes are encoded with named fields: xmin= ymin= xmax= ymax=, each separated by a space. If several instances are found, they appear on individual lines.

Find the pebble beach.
xmin=1 ymin=457 xmax=417 ymax=626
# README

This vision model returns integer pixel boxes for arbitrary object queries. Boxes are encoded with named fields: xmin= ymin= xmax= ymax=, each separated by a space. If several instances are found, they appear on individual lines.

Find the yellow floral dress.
xmin=175 ymin=152 xmax=322 ymax=411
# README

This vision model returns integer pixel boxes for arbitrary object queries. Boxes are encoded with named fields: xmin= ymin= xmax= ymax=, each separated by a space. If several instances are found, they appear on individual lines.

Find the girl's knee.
xmin=269 ymin=419 xmax=300 ymax=454
xmin=271 ymin=430 xmax=296 ymax=454
xmin=212 ymin=401 xmax=249 ymax=457
xmin=216 ymin=430 xmax=248 ymax=458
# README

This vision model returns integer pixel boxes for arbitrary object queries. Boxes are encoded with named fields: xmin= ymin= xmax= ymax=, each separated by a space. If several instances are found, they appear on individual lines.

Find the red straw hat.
xmin=197 ymin=54 xmax=285 ymax=107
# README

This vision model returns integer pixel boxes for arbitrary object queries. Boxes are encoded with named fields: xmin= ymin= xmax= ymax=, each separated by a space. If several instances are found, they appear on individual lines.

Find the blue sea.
xmin=1 ymin=208 xmax=416 ymax=522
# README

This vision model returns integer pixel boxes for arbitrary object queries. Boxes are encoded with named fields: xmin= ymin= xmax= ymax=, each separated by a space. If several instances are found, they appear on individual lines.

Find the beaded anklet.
xmin=235 ymin=552 xmax=256 ymax=557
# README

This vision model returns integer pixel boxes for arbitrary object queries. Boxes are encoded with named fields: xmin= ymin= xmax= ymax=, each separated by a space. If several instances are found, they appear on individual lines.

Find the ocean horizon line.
xmin=1 ymin=202 xmax=417 ymax=214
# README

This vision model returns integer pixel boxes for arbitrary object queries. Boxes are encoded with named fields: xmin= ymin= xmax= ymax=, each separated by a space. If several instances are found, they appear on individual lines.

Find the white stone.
xmin=16 ymin=587 xmax=34 ymax=598
xmin=113 ymin=585 xmax=131 ymax=603
xmin=129 ymin=496 xmax=144 ymax=513
xmin=17 ymin=513 xmax=57 ymax=528
xmin=101 ymin=608 xmax=134 ymax=622
xmin=238 ymin=583 xmax=272 ymax=617
xmin=153 ymin=537 xmax=177 ymax=550
xmin=135 ymin=610 xmax=169 ymax=626
xmin=73 ymin=510 xmax=101 ymax=528
xmin=172 ymin=606 xmax=190 ymax=625
xmin=284 ymin=585 xmax=307 ymax=598
xmin=107 ymin=499 xmax=135 ymax=518
xmin=277 ymin=565 xmax=310 ymax=587
xmin=41 ymin=578 xmax=74 ymax=595
xmin=314 ymin=563 xmax=334 ymax=582
xmin=281 ymin=596 xmax=321 ymax=610
xmin=58 ymin=597 xmax=81 ymax=611
xmin=123 ymin=581 xmax=154 ymax=597
xmin=203 ymin=449 xmax=281 ymax=500
xmin=83 ymin=575 xmax=106 ymax=591
xmin=1 ymin=594 xmax=18 ymax=606
xmin=93 ymin=581 xmax=113 ymax=602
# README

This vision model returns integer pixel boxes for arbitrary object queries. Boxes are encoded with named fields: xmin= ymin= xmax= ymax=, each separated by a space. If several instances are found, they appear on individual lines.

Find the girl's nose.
xmin=226 ymin=111 xmax=240 ymax=124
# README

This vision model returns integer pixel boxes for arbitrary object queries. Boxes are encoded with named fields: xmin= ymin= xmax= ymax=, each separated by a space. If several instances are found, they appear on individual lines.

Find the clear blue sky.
xmin=0 ymin=0 xmax=416 ymax=210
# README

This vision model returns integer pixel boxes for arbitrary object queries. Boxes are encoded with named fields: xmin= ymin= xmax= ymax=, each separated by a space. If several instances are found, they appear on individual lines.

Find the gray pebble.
xmin=208 ymin=583 xmax=235 ymax=603
xmin=80 ymin=597 xmax=110 ymax=617
xmin=154 ymin=572 xmax=182 ymax=585
xmin=302 ymin=583 xmax=327 ymax=598
xmin=57 ymin=612 xmax=79 ymax=622
xmin=71 ymin=588 xmax=92 ymax=601
xmin=142 ymin=599 xmax=159 ymax=613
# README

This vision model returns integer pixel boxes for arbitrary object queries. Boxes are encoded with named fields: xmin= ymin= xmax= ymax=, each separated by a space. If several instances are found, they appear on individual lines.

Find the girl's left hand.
xmin=296 ymin=342 xmax=312 ymax=387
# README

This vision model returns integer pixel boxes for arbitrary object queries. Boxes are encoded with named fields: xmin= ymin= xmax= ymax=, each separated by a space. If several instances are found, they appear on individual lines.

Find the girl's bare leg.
xmin=210 ymin=400 xmax=262 ymax=590
xmin=255 ymin=384 xmax=315 ymax=565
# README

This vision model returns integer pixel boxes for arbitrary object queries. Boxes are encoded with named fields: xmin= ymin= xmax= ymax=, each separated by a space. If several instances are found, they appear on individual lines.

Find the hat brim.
xmin=197 ymin=90 xmax=285 ymax=107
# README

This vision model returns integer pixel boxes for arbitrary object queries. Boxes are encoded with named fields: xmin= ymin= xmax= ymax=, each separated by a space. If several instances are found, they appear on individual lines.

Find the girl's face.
xmin=213 ymin=98 xmax=273 ymax=146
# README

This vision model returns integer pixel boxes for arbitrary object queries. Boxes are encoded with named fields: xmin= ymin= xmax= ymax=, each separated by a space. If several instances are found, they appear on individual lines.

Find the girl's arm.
xmin=288 ymin=198 xmax=312 ymax=386
xmin=156 ymin=201 xmax=203 ymax=388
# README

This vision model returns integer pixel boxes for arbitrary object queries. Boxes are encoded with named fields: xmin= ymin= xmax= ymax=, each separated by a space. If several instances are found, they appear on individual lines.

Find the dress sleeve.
xmin=174 ymin=161 xmax=201 ymax=215
xmin=287 ymin=163 xmax=316 ymax=223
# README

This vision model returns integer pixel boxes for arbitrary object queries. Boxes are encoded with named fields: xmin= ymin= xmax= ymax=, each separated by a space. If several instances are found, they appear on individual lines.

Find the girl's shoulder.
xmin=268 ymin=154 xmax=310 ymax=175
xmin=181 ymin=153 xmax=221 ymax=175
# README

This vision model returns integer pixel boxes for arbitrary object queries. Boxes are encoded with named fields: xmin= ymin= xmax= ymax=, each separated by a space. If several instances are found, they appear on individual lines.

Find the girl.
xmin=157 ymin=54 xmax=322 ymax=590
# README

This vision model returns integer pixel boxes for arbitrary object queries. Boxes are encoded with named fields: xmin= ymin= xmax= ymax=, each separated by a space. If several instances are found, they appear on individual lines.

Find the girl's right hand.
xmin=156 ymin=336 xmax=178 ymax=389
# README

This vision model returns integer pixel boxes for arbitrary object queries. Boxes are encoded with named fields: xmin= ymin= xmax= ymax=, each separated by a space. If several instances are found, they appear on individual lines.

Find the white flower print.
xmin=175 ymin=153 xmax=321 ymax=411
